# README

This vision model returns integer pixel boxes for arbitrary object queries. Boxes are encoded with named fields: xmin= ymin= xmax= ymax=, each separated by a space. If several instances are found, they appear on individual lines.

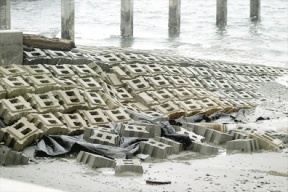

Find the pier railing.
xmin=0 ymin=0 xmax=261 ymax=40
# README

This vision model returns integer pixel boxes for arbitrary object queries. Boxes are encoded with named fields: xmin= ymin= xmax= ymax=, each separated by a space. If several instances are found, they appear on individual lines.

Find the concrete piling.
xmin=168 ymin=0 xmax=181 ymax=37
xmin=250 ymin=0 xmax=261 ymax=21
xmin=0 ymin=0 xmax=10 ymax=30
xmin=61 ymin=0 xmax=75 ymax=41
xmin=121 ymin=0 xmax=133 ymax=38
xmin=216 ymin=0 xmax=227 ymax=27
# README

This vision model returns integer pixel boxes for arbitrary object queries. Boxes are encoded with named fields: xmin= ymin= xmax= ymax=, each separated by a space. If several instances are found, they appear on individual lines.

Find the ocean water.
xmin=10 ymin=0 xmax=288 ymax=67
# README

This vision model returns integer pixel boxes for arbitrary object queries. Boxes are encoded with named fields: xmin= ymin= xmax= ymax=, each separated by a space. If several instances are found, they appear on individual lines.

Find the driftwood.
xmin=23 ymin=34 xmax=76 ymax=51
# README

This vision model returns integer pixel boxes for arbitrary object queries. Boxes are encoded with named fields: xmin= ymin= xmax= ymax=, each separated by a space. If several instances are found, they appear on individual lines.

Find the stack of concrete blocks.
xmin=250 ymin=131 xmax=285 ymax=151
xmin=0 ymin=76 xmax=34 ymax=98
xmin=0 ymin=117 xmax=43 ymax=151
xmin=76 ymin=151 xmax=116 ymax=168
xmin=0 ymin=146 xmax=29 ymax=166
xmin=24 ymin=75 xmax=60 ymax=94
xmin=119 ymin=124 xmax=150 ymax=138
xmin=105 ymin=108 xmax=131 ymax=123
xmin=0 ymin=31 xmax=23 ymax=65
xmin=0 ymin=96 xmax=36 ymax=125
xmin=139 ymin=139 xmax=173 ymax=159
xmin=55 ymin=89 xmax=88 ymax=113
xmin=79 ymin=109 xmax=111 ymax=126
xmin=154 ymin=136 xmax=183 ymax=154
xmin=24 ymin=92 xmax=65 ymax=113
xmin=55 ymin=112 xmax=87 ymax=135
xmin=189 ymin=141 xmax=219 ymax=155
xmin=27 ymin=113 xmax=68 ymax=135
xmin=83 ymin=128 xmax=120 ymax=146
xmin=226 ymin=139 xmax=260 ymax=153
xmin=115 ymin=159 xmax=144 ymax=174
xmin=23 ymin=48 xmax=51 ymax=65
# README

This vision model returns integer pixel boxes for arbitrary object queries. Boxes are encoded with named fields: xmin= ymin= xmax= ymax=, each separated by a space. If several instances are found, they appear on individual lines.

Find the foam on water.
xmin=10 ymin=0 xmax=288 ymax=67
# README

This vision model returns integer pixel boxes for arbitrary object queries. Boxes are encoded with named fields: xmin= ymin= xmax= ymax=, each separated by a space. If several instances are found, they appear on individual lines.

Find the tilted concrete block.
xmin=120 ymin=63 xmax=148 ymax=78
xmin=79 ymin=109 xmax=111 ymax=126
xmin=25 ymin=92 xmax=64 ymax=113
xmin=171 ymin=87 xmax=195 ymax=100
xmin=53 ymin=77 xmax=79 ymax=90
xmin=84 ymin=126 xmax=115 ymax=134
xmin=226 ymin=139 xmax=260 ymax=153
xmin=114 ymin=87 xmax=134 ymax=103
xmin=176 ymin=99 xmax=204 ymax=116
xmin=194 ymin=67 xmax=213 ymax=78
xmin=166 ymin=75 xmax=190 ymax=87
xmin=151 ymin=101 xmax=186 ymax=120
xmin=101 ymin=82 xmax=117 ymax=98
xmin=22 ymin=64 xmax=51 ymax=75
xmin=0 ymin=84 xmax=7 ymax=99
xmin=0 ymin=117 xmax=43 ymax=151
xmin=23 ymin=48 xmax=51 ymax=65
xmin=119 ymin=124 xmax=150 ymax=138
xmin=44 ymin=50 xmax=72 ymax=64
xmin=0 ymin=145 xmax=29 ymax=166
xmin=70 ymin=64 xmax=98 ymax=78
xmin=177 ymin=128 xmax=204 ymax=143
xmin=139 ymin=139 xmax=173 ymax=159
xmin=24 ymin=74 xmax=60 ymax=94
xmin=123 ymin=102 xmax=150 ymax=113
xmin=45 ymin=64 xmax=75 ymax=77
xmin=55 ymin=89 xmax=88 ymax=113
xmin=250 ymin=131 xmax=285 ymax=151
xmin=197 ymin=98 xmax=222 ymax=116
xmin=211 ymin=97 xmax=236 ymax=113
xmin=208 ymin=69 xmax=227 ymax=79
xmin=154 ymin=137 xmax=183 ymax=154
xmin=158 ymin=55 xmax=178 ymax=64
xmin=0 ymin=76 xmax=34 ymax=98
xmin=135 ymin=92 xmax=158 ymax=106
xmin=75 ymin=77 xmax=103 ymax=91
xmin=65 ymin=51 xmax=92 ymax=64
xmin=189 ymin=87 xmax=213 ymax=99
xmin=27 ymin=113 xmax=68 ymax=135
xmin=0 ymin=96 xmax=36 ymax=125
xmin=179 ymin=67 xmax=195 ymax=77
xmin=124 ymin=76 xmax=153 ymax=93
xmin=145 ymin=75 xmax=173 ymax=89
xmin=162 ymin=65 xmax=182 ymax=76
xmin=105 ymin=108 xmax=131 ymax=123
xmin=227 ymin=98 xmax=251 ymax=110
xmin=118 ymin=52 xmax=142 ymax=62
xmin=189 ymin=141 xmax=219 ymax=155
xmin=83 ymin=129 xmax=120 ymax=146
xmin=0 ymin=64 xmax=28 ymax=77
xmin=143 ymin=63 xmax=166 ymax=75
xmin=111 ymin=66 xmax=129 ymax=80
xmin=82 ymin=91 xmax=107 ymax=109
xmin=76 ymin=151 xmax=115 ymax=168
xmin=127 ymin=110 xmax=169 ymax=122
xmin=139 ymin=53 xmax=159 ymax=63
xmin=105 ymin=73 xmax=123 ymax=87
xmin=186 ymin=77 xmax=204 ymax=88
xmin=215 ymin=79 xmax=233 ymax=90
xmin=55 ymin=112 xmax=87 ymax=135
xmin=115 ymin=159 xmax=143 ymax=174
xmin=148 ymin=89 xmax=174 ymax=104
xmin=101 ymin=92 xmax=121 ymax=109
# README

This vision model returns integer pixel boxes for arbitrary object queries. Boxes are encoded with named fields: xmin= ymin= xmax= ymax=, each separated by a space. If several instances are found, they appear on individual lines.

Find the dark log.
xmin=23 ymin=34 xmax=76 ymax=51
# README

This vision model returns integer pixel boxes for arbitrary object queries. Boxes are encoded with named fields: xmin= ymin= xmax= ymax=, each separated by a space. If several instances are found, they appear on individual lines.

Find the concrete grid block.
xmin=119 ymin=124 xmax=150 ymax=138
xmin=45 ymin=64 xmax=75 ymax=77
xmin=79 ymin=109 xmax=111 ymax=126
xmin=82 ymin=91 xmax=107 ymax=109
xmin=176 ymin=99 xmax=204 ymax=116
xmin=0 ymin=145 xmax=29 ymax=166
xmin=177 ymin=127 xmax=204 ymax=143
xmin=200 ymin=78 xmax=219 ymax=91
xmin=0 ymin=84 xmax=7 ymax=99
xmin=143 ymin=63 xmax=166 ymax=75
xmin=55 ymin=112 xmax=87 ymax=135
xmin=105 ymin=73 xmax=123 ymax=87
xmin=165 ymin=75 xmax=190 ymax=87
xmin=70 ymin=64 xmax=98 ymax=77
xmin=120 ymin=63 xmax=148 ymax=78
xmin=197 ymin=98 xmax=222 ymax=116
xmin=105 ymin=108 xmax=131 ymax=123
xmin=138 ymin=54 xmax=159 ymax=63
xmin=23 ymin=48 xmax=51 ymax=65
xmin=189 ymin=141 xmax=219 ymax=155
xmin=24 ymin=75 xmax=60 ymax=94
xmin=27 ymin=113 xmax=68 ymax=135
xmin=154 ymin=136 xmax=183 ymax=154
xmin=145 ymin=75 xmax=173 ymax=89
xmin=53 ymin=77 xmax=79 ymax=90
xmin=139 ymin=139 xmax=173 ymax=159
xmin=111 ymin=66 xmax=129 ymax=80
xmin=135 ymin=92 xmax=158 ymax=106
xmin=0 ymin=96 xmax=36 ymax=125
xmin=171 ymin=87 xmax=195 ymax=100
xmin=76 ymin=151 xmax=116 ymax=168
xmin=186 ymin=78 xmax=204 ymax=88
xmin=0 ymin=76 xmax=35 ymax=98
xmin=226 ymin=139 xmax=260 ymax=153
xmin=147 ymin=89 xmax=174 ymax=104
xmin=83 ymin=129 xmax=120 ymax=146
xmin=114 ymin=87 xmax=134 ymax=103
xmin=66 ymin=51 xmax=92 ymax=64
xmin=0 ymin=31 xmax=23 ymax=65
xmin=44 ymin=50 xmax=72 ymax=64
xmin=75 ymin=77 xmax=103 ymax=91
xmin=162 ymin=65 xmax=182 ymax=76
xmin=250 ymin=131 xmax=285 ymax=151
xmin=115 ymin=159 xmax=143 ymax=174
xmin=124 ymin=76 xmax=153 ymax=93
xmin=151 ymin=101 xmax=186 ymax=120
xmin=0 ymin=64 xmax=28 ymax=76
xmin=22 ymin=64 xmax=51 ymax=75
xmin=0 ymin=117 xmax=43 ymax=151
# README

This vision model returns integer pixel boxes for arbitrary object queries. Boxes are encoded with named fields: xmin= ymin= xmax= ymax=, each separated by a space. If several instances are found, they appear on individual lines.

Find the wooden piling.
xmin=121 ymin=0 xmax=133 ymax=38
xmin=61 ymin=0 xmax=75 ymax=41
xmin=216 ymin=0 xmax=227 ymax=27
xmin=169 ymin=0 xmax=181 ymax=37
xmin=250 ymin=0 xmax=261 ymax=21
xmin=0 ymin=0 xmax=11 ymax=30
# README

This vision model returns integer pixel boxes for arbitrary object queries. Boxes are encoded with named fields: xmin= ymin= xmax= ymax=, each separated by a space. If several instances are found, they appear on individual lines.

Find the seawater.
xmin=10 ymin=0 xmax=288 ymax=67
